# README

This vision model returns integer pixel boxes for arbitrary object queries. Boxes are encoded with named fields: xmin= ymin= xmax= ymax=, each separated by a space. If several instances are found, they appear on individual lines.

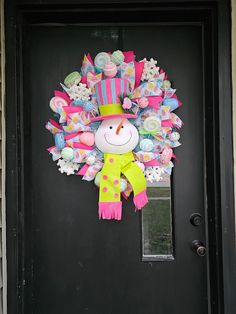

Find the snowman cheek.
xmin=104 ymin=132 xmax=115 ymax=139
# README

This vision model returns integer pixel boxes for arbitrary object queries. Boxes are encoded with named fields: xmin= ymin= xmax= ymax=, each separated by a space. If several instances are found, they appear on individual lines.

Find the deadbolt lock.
xmin=190 ymin=213 xmax=203 ymax=226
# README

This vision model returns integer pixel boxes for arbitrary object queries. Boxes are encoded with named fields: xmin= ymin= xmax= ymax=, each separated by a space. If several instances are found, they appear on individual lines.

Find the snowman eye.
xmin=109 ymin=126 xmax=113 ymax=129
xmin=121 ymin=126 xmax=124 ymax=128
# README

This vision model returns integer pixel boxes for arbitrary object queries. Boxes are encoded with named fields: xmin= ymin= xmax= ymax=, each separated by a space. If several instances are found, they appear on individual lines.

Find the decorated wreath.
xmin=46 ymin=50 xmax=183 ymax=221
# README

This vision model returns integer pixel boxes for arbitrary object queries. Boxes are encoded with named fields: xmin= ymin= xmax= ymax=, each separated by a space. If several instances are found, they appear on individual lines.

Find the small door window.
xmin=142 ymin=175 xmax=174 ymax=261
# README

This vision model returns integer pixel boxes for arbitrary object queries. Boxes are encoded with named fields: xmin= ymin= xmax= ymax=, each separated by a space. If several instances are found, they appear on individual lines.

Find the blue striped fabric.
xmin=120 ymin=79 xmax=124 ymax=99
xmin=95 ymin=78 xmax=130 ymax=105
xmin=95 ymin=84 xmax=101 ymax=105
xmin=101 ymin=80 xmax=107 ymax=104
xmin=110 ymin=79 xmax=116 ymax=104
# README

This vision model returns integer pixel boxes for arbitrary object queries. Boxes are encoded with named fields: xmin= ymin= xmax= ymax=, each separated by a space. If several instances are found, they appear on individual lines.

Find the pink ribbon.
xmin=72 ymin=143 xmax=94 ymax=150
xmin=49 ymin=119 xmax=62 ymax=130
xmin=77 ymin=164 xmax=89 ymax=176
xmin=143 ymin=159 xmax=160 ymax=166
xmin=161 ymin=119 xmax=172 ymax=127
xmin=132 ymin=96 xmax=163 ymax=110
xmin=54 ymin=90 xmax=71 ymax=104
xmin=63 ymin=106 xmax=84 ymax=115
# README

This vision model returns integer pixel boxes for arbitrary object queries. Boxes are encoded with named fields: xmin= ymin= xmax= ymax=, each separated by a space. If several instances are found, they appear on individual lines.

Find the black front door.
xmin=20 ymin=23 xmax=207 ymax=314
xmin=8 ymin=2 xmax=236 ymax=314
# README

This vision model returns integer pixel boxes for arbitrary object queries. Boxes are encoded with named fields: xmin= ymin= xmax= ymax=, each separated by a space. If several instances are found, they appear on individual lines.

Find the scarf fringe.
xmin=133 ymin=190 xmax=148 ymax=210
xmin=99 ymin=202 xmax=122 ymax=220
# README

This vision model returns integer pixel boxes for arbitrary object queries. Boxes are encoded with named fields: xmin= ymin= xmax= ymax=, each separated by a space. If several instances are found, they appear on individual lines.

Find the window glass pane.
xmin=142 ymin=175 xmax=173 ymax=261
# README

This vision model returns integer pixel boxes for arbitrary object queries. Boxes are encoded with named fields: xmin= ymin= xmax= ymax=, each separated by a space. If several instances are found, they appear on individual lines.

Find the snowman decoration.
xmin=46 ymin=51 xmax=183 ymax=221
xmin=91 ymin=78 xmax=148 ymax=220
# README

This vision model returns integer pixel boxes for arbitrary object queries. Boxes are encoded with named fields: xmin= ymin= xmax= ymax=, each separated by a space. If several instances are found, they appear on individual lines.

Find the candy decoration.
xmin=143 ymin=116 xmax=161 ymax=133
xmin=54 ymin=90 xmax=71 ymax=104
xmin=94 ymin=52 xmax=111 ymax=71
xmin=61 ymin=147 xmax=74 ymax=161
xmin=169 ymin=132 xmax=180 ymax=142
xmin=162 ymin=80 xmax=171 ymax=89
xmin=55 ymin=133 xmax=65 ymax=150
xmin=94 ymin=171 xmax=101 ymax=187
xmin=140 ymin=139 xmax=154 ymax=152
xmin=49 ymin=96 xmax=68 ymax=113
xmin=104 ymin=62 xmax=117 ymax=78
xmin=111 ymin=50 xmax=124 ymax=65
xmin=79 ymin=132 xmax=95 ymax=147
xmin=64 ymin=71 xmax=81 ymax=87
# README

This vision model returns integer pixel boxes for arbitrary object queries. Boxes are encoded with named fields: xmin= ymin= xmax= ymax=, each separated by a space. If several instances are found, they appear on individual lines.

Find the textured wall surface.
xmin=1 ymin=0 xmax=6 ymax=312
xmin=232 ymin=0 xmax=236 ymax=230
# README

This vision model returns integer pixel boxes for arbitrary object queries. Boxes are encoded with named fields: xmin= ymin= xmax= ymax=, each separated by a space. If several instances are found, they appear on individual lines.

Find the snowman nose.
xmin=116 ymin=120 xmax=124 ymax=135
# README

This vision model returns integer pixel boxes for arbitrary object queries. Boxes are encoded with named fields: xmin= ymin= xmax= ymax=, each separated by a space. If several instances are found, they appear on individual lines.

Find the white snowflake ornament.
xmin=141 ymin=58 xmax=160 ymax=82
xmin=65 ymin=83 xmax=92 ymax=101
xmin=144 ymin=166 xmax=165 ymax=183
xmin=57 ymin=159 xmax=80 ymax=175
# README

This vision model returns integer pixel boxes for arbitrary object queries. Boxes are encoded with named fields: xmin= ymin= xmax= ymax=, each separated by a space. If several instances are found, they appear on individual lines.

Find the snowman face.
xmin=95 ymin=118 xmax=139 ymax=154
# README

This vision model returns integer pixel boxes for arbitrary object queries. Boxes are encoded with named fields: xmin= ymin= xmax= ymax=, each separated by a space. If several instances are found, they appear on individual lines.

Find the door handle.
xmin=191 ymin=240 xmax=206 ymax=256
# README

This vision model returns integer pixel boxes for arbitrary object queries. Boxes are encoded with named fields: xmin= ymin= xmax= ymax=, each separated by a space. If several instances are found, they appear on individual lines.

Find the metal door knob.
xmin=191 ymin=240 xmax=206 ymax=256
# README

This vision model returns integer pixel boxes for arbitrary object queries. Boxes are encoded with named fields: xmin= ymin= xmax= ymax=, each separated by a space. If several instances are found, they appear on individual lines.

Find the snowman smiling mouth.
xmin=104 ymin=133 xmax=132 ymax=146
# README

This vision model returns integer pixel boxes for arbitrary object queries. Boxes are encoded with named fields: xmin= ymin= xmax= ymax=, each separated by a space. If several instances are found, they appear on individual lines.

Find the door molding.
xmin=5 ymin=1 xmax=236 ymax=313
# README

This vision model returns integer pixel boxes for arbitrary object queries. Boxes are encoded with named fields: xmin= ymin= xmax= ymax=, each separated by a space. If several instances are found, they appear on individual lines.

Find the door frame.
xmin=5 ymin=0 xmax=236 ymax=313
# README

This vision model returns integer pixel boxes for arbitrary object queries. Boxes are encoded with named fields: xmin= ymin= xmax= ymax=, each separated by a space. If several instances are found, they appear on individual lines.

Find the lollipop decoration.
xmin=46 ymin=51 xmax=183 ymax=221
xmin=143 ymin=116 xmax=162 ymax=133
xmin=111 ymin=50 xmax=125 ymax=65
xmin=94 ymin=52 xmax=111 ymax=71
xmin=140 ymin=139 xmax=154 ymax=152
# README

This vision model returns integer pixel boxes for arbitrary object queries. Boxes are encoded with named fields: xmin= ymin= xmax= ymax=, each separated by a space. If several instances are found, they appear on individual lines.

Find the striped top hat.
xmin=91 ymin=78 xmax=137 ymax=121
